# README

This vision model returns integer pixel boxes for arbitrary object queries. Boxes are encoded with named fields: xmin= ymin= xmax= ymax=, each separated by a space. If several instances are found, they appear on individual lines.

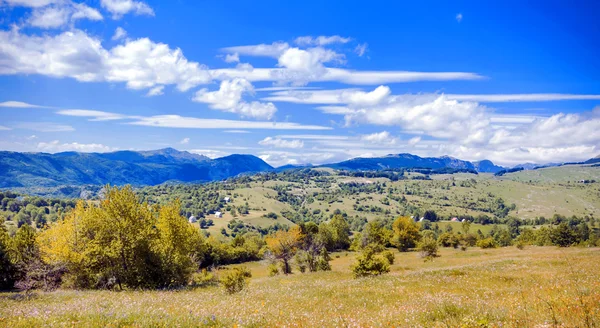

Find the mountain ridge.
xmin=0 ymin=148 xmax=596 ymax=191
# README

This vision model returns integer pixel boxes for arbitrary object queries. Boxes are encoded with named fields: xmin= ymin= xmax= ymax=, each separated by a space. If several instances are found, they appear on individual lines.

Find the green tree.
xmin=39 ymin=185 xmax=206 ymax=289
xmin=550 ymin=223 xmax=578 ymax=247
xmin=0 ymin=223 xmax=18 ymax=290
xmin=391 ymin=216 xmax=421 ymax=252
xmin=351 ymin=246 xmax=390 ymax=278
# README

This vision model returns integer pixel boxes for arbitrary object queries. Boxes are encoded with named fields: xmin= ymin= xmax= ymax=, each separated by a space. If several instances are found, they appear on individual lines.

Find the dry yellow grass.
xmin=1 ymin=246 xmax=599 ymax=327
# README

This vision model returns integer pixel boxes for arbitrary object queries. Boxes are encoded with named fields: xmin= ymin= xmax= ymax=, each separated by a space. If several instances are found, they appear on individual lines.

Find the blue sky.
xmin=0 ymin=0 xmax=599 ymax=167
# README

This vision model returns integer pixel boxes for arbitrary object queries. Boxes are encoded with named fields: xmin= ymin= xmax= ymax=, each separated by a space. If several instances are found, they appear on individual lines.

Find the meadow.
xmin=1 ymin=246 xmax=599 ymax=327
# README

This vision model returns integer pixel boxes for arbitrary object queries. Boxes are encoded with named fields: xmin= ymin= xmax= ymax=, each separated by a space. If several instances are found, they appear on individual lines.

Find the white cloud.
xmin=189 ymin=149 xmax=229 ymax=159
xmin=340 ymin=85 xmax=391 ymax=106
xmin=27 ymin=2 xmax=102 ymax=29
xmin=360 ymin=131 xmax=397 ymax=145
xmin=107 ymin=37 xmax=211 ymax=90
xmin=16 ymin=122 xmax=75 ymax=132
xmin=100 ymin=0 xmax=154 ymax=19
xmin=223 ymin=130 xmax=250 ymax=133
xmin=276 ymin=47 xmax=345 ymax=83
xmin=71 ymin=3 xmax=103 ymax=22
xmin=294 ymin=35 xmax=352 ymax=46
xmin=3 ymin=0 xmax=60 ymax=8
xmin=0 ymin=125 xmax=12 ymax=131
xmin=56 ymin=109 xmax=128 ymax=121
xmin=408 ymin=136 xmax=421 ymax=146
xmin=224 ymin=53 xmax=239 ymax=63
xmin=127 ymin=115 xmax=331 ymax=130
xmin=258 ymin=150 xmax=336 ymax=167
xmin=146 ymin=85 xmax=164 ymax=96
xmin=446 ymin=94 xmax=600 ymax=102
xmin=456 ymin=13 xmax=463 ymax=22
xmin=0 ymin=28 xmax=212 ymax=91
xmin=258 ymin=137 xmax=304 ymax=149
xmin=221 ymin=42 xmax=290 ymax=58
xmin=37 ymin=140 xmax=114 ymax=152
xmin=0 ymin=101 xmax=48 ymax=108
xmin=276 ymin=134 xmax=349 ymax=140
xmin=209 ymin=67 xmax=483 ymax=85
xmin=193 ymin=78 xmax=277 ymax=119
xmin=26 ymin=135 xmax=37 ymax=140
xmin=112 ymin=27 xmax=127 ymax=40
xmin=355 ymin=43 xmax=368 ymax=57
xmin=179 ymin=137 xmax=190 ymax=145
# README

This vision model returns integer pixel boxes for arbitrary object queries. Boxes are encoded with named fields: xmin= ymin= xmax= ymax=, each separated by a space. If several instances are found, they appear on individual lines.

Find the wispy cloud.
xmin=127 ymin=115 xmax=332 ymax=130
xmin=446 ymin=94 xmax=600 ymax=102
xmin=57 ymin=109 xmax=130 ymax=121
xmin=16 ymin=122 xmax=75 ymax=132
xmin=0 ymin=101 xmax=50 ymax=108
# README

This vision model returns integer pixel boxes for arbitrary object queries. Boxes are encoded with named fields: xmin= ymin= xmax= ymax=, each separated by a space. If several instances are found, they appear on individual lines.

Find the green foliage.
xmin=351 ymin=246 xmax=390 ymax=278
xmin=316 ymin=247 xmax=331 ymax=271
xmin=437 ymin=232 xmax=460 ymax=248
xmin=39 ymin=185 xmax=207 ymax=289
xmin=352 ymin=220 xmax=392 ymax=251
xmin=417 ymin=236 xmax=439 ymax=261
xmin=476 ymin=237 xmax=498 ymax=249
xmin=220 ymin=266 xmax=252 ymax=294
xmin=391 ymin=216 xmax=421 ymax=252
xmin=0 ymin=222 xmax=18 ymax=290
xmin=550 ymin=223 xmax=579 ymax=247
xmin=381 ymin=250 xmax=395 ymax=265
xmin=190 ymin=269 xmax=219 ymax=288
xmin=318 ymin=214 xmax=351 ymax=251
xmin=268 ymin=264 xmax=279 ymax=276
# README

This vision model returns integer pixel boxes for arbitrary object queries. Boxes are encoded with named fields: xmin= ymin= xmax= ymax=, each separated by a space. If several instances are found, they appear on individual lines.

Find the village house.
xmin=214 ymin=211 xmax=222 ymax=218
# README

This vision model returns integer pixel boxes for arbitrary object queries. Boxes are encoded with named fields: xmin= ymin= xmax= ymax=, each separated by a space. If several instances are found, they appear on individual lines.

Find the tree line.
xmin=2 ymin=185 xmax=599 ymax=292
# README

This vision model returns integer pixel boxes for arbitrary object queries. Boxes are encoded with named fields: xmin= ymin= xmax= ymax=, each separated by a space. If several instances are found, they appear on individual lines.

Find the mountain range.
xmin=0 ymin=148 xmax=597 ymax=192
xmin=0 ymin=148 xmax=272 ymax=189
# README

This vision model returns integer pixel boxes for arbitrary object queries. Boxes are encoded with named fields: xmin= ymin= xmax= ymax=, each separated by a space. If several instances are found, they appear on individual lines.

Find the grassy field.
xmin=2 ymin=246 xmax=599 ymax=327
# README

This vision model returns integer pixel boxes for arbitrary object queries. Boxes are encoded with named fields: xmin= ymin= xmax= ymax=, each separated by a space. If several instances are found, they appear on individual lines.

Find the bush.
xmin=220 ymin=266 xmax=252 ymax=294
xmin=381 ymin=250 xmax=395 ymax=265
xmin=417 ymin=237 xmax=439 ymax=261
xmin=351 ymin=247 xmax=390 ymax=278
xmin=438 ymin=232 xmax=460 ymax=248
xmin=190 ymin=269 xmax=219 ymax=288
xmin=476 ymin=237 xmax=498 ymax=249
xmin=316 ymin=248 xmax=331 ymax=271
xmin=515 ymin=240 xmax=525 ymax=250
xmin=268 ymin=264 xmax=279 ymax=276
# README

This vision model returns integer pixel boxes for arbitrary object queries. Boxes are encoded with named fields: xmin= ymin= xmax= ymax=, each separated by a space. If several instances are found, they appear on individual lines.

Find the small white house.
xmin=461 ymin=219 xmax=467 ymax=222
xmin=419 ymin=217 xmax=425 ymax=222
xmin=224 ymin=197 xmax=231 ymax=203
xmin=214 ymin=211 xmax=222 ymax=218
xmin=188 ymin=215 xmax=197 ymax=223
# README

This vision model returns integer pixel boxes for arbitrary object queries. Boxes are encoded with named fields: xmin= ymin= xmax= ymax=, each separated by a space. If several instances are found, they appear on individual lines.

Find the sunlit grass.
xmin=1 ymin=246 xmax=599 ymax=327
